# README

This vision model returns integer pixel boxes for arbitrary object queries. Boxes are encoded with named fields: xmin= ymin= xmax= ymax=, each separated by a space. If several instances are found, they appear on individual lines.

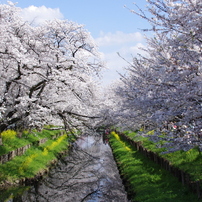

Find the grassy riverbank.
xmin=109 ymin=131 xmax=199 ymax=202
xmin=124 ymin=130 xmax=202 ymax=182
xmin=0 ymin=128 xmax=75 ymax=187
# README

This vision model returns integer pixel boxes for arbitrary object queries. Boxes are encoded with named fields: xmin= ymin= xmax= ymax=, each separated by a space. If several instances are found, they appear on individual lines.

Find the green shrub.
xmin=1 ymin=130 xmax=17 ymax=142
xmin=147 ymin=130 xmax=155 ymax=135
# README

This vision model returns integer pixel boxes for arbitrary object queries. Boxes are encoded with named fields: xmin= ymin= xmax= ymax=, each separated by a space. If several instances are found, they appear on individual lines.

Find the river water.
xmin=10 ymin=135 xmax=128 ymax=202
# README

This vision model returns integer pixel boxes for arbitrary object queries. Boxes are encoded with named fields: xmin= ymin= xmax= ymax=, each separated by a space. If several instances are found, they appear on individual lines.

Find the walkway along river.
xmin=12 ymin=135 xmax=128 ymax=201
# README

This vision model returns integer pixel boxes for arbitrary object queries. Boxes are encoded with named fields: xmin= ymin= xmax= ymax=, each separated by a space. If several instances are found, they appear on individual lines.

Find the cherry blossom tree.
xmin=0 ymin=2 xmax=104 ymax=133
xmin=111 ymin=0 xmax=202 ymax=135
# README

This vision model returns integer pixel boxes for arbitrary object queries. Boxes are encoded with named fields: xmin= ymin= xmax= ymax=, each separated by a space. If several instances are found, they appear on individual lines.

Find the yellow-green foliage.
xmin=45 ymin=134 xmax=67 ymax=152
xmin=22 ymin=130 xmax=29 ymax=135
xmin=17 ymin=135 xmax=67 ymax=177
xmin=42 ymin=148 xmax=49 ymax=156
xmin=111 ymin=131 xmax=120 ymax=141
xmin=185 ymin=147 xmax=200 ymax=162
xmin=0 ymin=128 xmax=69 ymax=184
xmin=19 ymin=154 xmax=38 ymax=175
xmin=163 ymin=146 xmax=202 ymax=179
xmin=139 ymin=127 xmax=144 ymax=132
xmin=111 ymin=132 xmax=131 ymax=152
xmin=146 ymin=130 xmax=155 ymax=135
xmin=1 ymin=130 xmax=17 ymax=142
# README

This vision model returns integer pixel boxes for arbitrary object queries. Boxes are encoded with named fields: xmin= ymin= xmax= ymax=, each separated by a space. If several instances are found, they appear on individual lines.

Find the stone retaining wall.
xmin=33 ymin=138 xmax=47 ymax=146
xmin=0 ymin=144 xmax=31 ymax=164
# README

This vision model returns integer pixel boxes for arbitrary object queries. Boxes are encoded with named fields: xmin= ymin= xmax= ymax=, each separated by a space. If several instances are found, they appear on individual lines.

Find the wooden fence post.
xmin=196 ymin=181 xmax=201 ymax=199
xmin=181 ymin=171 xmax=185 ymax=185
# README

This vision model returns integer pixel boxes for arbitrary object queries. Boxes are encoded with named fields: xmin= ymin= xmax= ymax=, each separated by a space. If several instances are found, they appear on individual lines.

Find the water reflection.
xmin=20 ymin=135 xmax=128 ymax=202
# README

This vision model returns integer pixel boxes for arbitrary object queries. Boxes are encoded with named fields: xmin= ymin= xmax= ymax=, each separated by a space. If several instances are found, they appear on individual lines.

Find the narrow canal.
xmin=9 ymin=135 xmax=128 ymax=201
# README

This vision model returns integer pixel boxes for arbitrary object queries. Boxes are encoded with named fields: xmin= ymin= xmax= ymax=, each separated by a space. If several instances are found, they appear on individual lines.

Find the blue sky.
xmin=1 ymin=0 xmax=151 ymax=86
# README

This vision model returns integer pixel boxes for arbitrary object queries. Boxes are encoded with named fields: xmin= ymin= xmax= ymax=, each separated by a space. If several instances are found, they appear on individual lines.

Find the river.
xmin=4 ymin=135 xmax=129 ymax=202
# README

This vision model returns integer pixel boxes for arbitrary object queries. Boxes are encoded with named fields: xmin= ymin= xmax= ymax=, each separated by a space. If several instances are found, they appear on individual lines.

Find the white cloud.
xmin=96 ymin=31 xmax=148 ymax=86
xmin=100 ymin=43 xmax=147 ymax=86
xmin=96 ymin=31 xmax=144 ymax=47
xmin=120 ymin=43 xmax=148 ymax=59
xmin=21 ymin=5 xmax=64 ymax=25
